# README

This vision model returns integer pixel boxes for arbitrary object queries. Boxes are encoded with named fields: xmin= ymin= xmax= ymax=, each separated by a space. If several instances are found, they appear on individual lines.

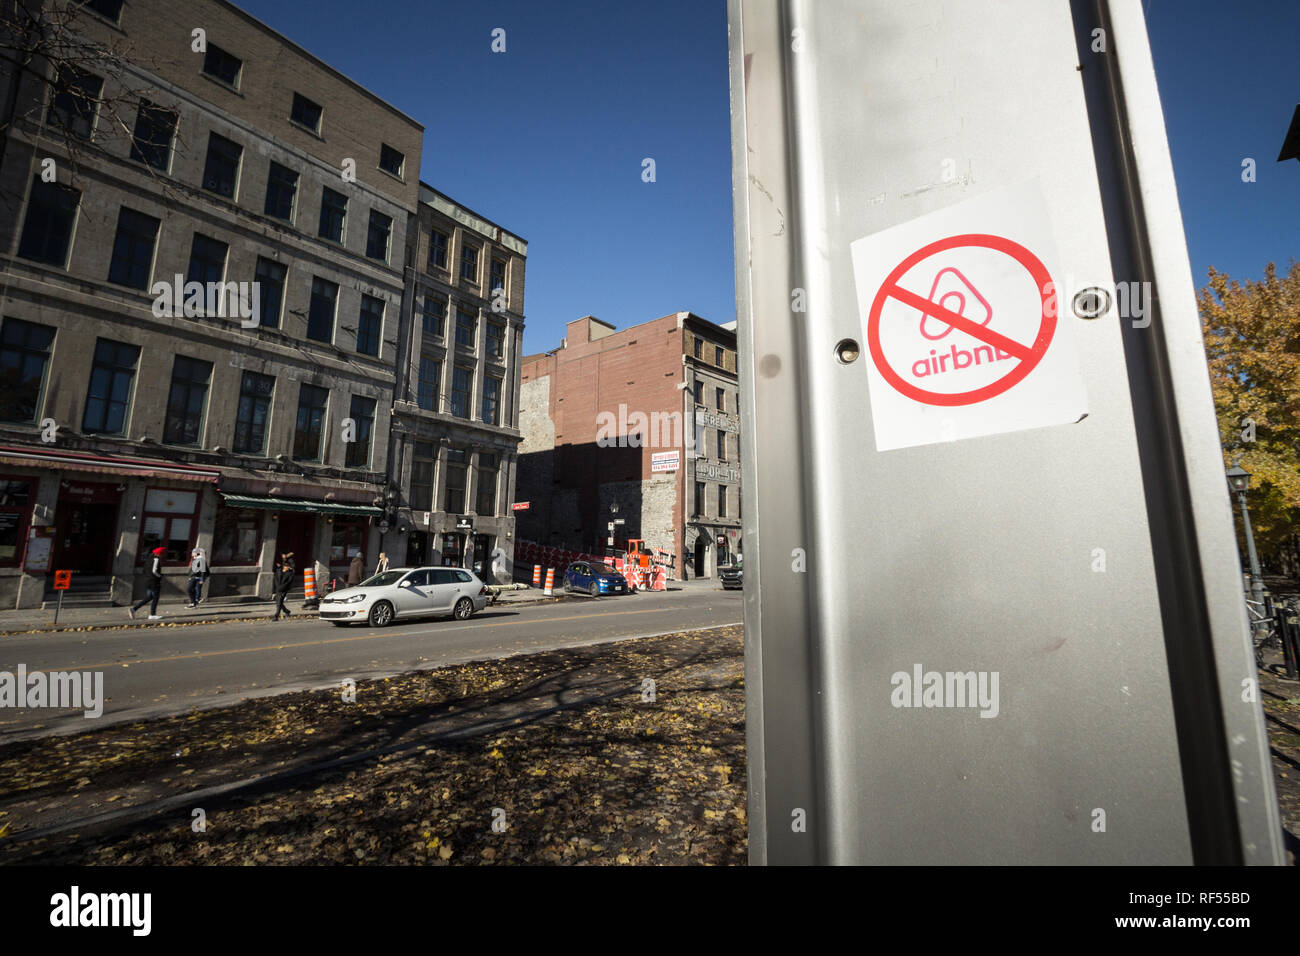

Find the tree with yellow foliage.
xmin=1199 ymin=261 xmax=1300 ymax=570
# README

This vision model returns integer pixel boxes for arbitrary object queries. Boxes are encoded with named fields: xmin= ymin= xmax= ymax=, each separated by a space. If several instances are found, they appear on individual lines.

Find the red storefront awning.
xmin=0 ymin=446 xmax=221 ymax=483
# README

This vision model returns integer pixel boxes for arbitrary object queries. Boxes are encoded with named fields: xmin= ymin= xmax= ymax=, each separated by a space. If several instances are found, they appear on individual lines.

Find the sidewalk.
xmin=0 ymin=585 xmax=563 ymax=636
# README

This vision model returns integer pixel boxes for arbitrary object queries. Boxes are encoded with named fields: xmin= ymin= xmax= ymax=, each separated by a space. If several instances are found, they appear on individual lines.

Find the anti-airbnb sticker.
xmin=850 ymin=181 xmax=1088 ymax=451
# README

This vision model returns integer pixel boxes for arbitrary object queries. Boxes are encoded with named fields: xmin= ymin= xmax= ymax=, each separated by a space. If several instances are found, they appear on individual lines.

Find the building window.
xmin=455 ymin=307 xmax=476 ymax=350
xmin=417 ymin=357 xmax=441 ymax=411
xmin=202 ymin=43 xmax=242 ymax=89
xmin=366 ymin=210 xmax=392 ymax=262
xmin=716 ymin=346 xmax=725 ymax=366
xmin=264 ymin=162 xmax=298 ymax=221
xmin=0 ymin=319 xmax=56 ymax=424
xmin=379 ymin=143 xmax=405 ymax=178
xmin=694 ymin=481 xmax=705 ymax=517
xmin=693 ymin=379 xmax=703 ymax=405
xmin=693 ymin=337 xmax=702 ymax=359
xmin=212 ymin=506 xmax=262 ymax=565
xmin=716 ymin=387 xmax=725 ymax=412
xmin=162 ymin=356 xmax=212 ymax=446
xmin=186 ymin=233 xmax=227 ymax=287
xmin=46 ymin=67 xmax=102 ymax=139
xmin=233 ymin=370 xmax=274 ymax=455
xmin=409 ymin=441 xmax=435 ymax=511
xmin=421 ymin=295 xmax=446 ymax=338
xmin=130 ymin=101 xmax=177 ymax=171
xmin=460 ymin=242 xmax=479 ymax=282
xmin=307 ymin=277 xmax=337 ymax=343
xmin=254 ymin=257 xmax=286 ymax=329
xmin=428 ymin=229 xmax=449 ymax=269
xmin=318 ymin=187 xmax=347 ymax=243
xmin=345 ymin=395 xmax=376 ymax=468
xmin=357 ymin=294 xmax=383 ymax=357
xmin=717 ymin=429 xmax=727 ymax=461
xmin=107 ymin=207 xmax=160 ymax=290
xmin=451 ymin=366 xmax=473 ymax=419
xmin=476 ymin=453 xmax=498 ymax=516
xmin=490 ymin=258 xmax=506 ymax=294
xmin=201 ymin=132 xmax=242 ymax=198
xmin=17 ymin=179 xmax=80 ymax=267
xmin=138 ymin=488 xmax=199 ymax=564
xmin=486 ymin=321 xmax=505 ymax=359
xmin=0 ymin=479 xmax=35 ymax=566
xmin=718 ymin=484 xmax=728 ymax=517
xmin=78 ymin=0 xmax=124 ymax=23
xmin=293 ymin=383 xmax=329 ymax=461
xmin=290 ymin=93 xmax=322 ymax=133
xmin=82 ymin=339 xmax=139 ymax=435
xmin=330 ymin=521 xmax=366 ymax=564
xmin=481 ymin=376 xmax=500 ymax=426
xmin=444 ymin=448 xmax=467 ymax=513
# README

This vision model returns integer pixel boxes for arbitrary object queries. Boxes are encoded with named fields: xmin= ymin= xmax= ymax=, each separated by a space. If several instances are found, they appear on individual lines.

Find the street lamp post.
xmin=1226 ymin=464 xmax=1266 ymax=611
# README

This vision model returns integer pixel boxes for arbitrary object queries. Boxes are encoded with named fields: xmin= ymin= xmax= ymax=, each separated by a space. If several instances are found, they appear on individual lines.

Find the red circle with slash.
xmin=866 ymin=234 xmax=1056 ymax=406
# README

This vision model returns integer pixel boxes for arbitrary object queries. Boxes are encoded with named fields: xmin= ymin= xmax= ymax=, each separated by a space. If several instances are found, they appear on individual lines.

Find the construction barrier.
xmin=532 ymin=565 xmax=541 ymax=587
xmin=543 ymin=568 xmax=555 ymax=596
xmin=622 ymin=567 xmax=638 ymax=592
xmin=650 ymin=565 xmax=667 ymax=591
xmin=303 ymin=567 xmax=317 ymax=602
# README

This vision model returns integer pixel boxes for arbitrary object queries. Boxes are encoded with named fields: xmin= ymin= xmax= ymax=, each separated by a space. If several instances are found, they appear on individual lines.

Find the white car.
xmin=320 ymin=566 xmax=490 ymax=627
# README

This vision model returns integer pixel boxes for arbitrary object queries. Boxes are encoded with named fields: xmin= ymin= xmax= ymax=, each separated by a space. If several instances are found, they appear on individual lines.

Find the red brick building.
xmin=517 ymin=313 xmax=741 ymax=578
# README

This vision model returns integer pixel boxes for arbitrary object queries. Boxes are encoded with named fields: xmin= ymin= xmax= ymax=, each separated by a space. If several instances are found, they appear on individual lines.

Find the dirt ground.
xmin=0 ymin=626 xmax=747 ymax=865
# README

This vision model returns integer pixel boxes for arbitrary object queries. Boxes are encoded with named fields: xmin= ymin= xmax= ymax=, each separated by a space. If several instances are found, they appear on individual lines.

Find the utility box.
xmin=728 ymin=0 xmax=1283 ymax=864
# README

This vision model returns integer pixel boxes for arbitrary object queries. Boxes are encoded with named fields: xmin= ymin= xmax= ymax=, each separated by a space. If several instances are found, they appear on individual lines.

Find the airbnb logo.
xmin=919 ymin=266 xmax=992 ymax=340
xmin=911 ymin=343 xmax=1014 ymax=378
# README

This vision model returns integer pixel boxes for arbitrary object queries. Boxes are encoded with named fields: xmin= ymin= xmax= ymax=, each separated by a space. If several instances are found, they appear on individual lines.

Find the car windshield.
xmin=359 ymin=570 xmax=405 ymax=587
xmin=591 ymin=563 xmax=619 ymax=574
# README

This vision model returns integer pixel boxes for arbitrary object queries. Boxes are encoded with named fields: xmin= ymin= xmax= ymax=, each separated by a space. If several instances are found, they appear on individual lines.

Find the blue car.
xmin=562 ymin=561 xmax=628 ymax=597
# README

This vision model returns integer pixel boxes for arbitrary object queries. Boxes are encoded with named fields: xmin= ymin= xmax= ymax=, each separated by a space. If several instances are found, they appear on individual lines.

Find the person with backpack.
xmin=129 ymin=546 xmax=167 ymax=620
xmin=186 ymin=547 xmax=209 ymax=608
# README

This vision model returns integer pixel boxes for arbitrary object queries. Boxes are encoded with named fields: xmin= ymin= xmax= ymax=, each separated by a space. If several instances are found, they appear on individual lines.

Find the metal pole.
xmin=1238 ymin=490 xmax=1266 ymax=609
xmin=54 ymin=590 xmax=63 ymax=625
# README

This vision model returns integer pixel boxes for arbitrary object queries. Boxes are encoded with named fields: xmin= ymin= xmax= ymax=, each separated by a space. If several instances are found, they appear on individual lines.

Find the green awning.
xmin=221 ymin=493 xmax=382 ymax=517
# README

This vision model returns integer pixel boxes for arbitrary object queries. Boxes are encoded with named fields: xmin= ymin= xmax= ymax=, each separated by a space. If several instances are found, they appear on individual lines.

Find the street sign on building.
xmin=511 ymin=502 xmax=530 ymax=511
xmin=729 ymin=0 xmax=1281 ymax=865
xmin=651 ymin=451 xmax=680 ymax=473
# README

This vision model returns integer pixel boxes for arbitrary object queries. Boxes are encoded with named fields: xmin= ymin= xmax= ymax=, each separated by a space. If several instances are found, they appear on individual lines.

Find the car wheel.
xmin=589 ymin=582 xmax=600 ymax=598
xmin=454 ymin=597 xmax=474 ymax=620
xmin=368 ymin=601 xmax=394 ymax=627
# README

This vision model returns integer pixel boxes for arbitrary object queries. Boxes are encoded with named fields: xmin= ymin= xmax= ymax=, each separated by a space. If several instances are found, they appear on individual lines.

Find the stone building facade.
xmin=517 ymin=312 xmax=741 ymax=579
xmin=384 ymin=184 xmax=526 ymax=580
xmin=0 ymin=0 xmax=425 ymax=606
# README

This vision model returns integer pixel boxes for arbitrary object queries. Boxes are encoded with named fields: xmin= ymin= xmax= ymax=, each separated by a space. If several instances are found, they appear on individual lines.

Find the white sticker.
xmin=850 ymin=181 xmax=1088 ymax=451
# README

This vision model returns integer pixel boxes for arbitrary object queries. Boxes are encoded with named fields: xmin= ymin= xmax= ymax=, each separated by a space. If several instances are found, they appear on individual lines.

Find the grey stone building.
xmin=0 ymin=0 xmax=422 ymax=606
xmin=385 ymin=184 xmax=527 ymax=580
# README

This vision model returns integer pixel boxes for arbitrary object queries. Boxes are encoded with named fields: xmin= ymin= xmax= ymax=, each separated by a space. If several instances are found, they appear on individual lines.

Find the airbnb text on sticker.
xmin=850 ymin=182 xmax=1087 ymax=451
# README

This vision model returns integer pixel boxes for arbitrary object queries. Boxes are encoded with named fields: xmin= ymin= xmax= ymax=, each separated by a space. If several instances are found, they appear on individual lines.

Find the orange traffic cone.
xmin=543 ymin=568 xmax=555 ymax=596
xmin=533 ymin=565 xmax=541 ymax=587
xmin=304 ymin=566 xmax=317 ymax=601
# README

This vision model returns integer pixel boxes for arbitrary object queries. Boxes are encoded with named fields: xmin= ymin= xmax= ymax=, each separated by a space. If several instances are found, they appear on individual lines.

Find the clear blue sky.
xmin=235 ymin=0 xmax=1295 ymax=354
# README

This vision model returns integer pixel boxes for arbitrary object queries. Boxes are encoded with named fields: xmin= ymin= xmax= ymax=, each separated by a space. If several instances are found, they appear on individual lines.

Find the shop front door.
xmin=53 ymin=482 xmax=122 ymax=575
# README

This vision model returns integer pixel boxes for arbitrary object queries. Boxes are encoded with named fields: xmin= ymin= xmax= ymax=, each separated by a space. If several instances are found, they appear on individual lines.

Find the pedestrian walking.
xmin=347 ymin=553 xmax=364 ymax=587
xmin=186 ymin=547 xmax=209 ymax=607
xmin=129 ymin=546 xmax=167 ymax=620
xmin=375 ymin=552 xmax=389 ymax=575
xmin=272 ymin=552 xmax=294 ymax=620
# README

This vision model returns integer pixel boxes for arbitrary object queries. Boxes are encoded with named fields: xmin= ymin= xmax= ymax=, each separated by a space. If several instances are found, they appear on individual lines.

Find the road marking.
xmin=63 ymin=606 xmax=715 ymax=671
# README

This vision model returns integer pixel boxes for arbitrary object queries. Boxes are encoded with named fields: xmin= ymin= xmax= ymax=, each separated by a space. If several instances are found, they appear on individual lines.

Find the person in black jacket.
xmin=129 ymin=546 xmax=167 ymax=620
xmin=272 ymin=552 xmax=294 ymax=621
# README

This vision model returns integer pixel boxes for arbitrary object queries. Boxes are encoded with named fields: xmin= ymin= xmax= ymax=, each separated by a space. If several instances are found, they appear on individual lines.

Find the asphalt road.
xmin=0 ymin=587 xmax=743 ymax=740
